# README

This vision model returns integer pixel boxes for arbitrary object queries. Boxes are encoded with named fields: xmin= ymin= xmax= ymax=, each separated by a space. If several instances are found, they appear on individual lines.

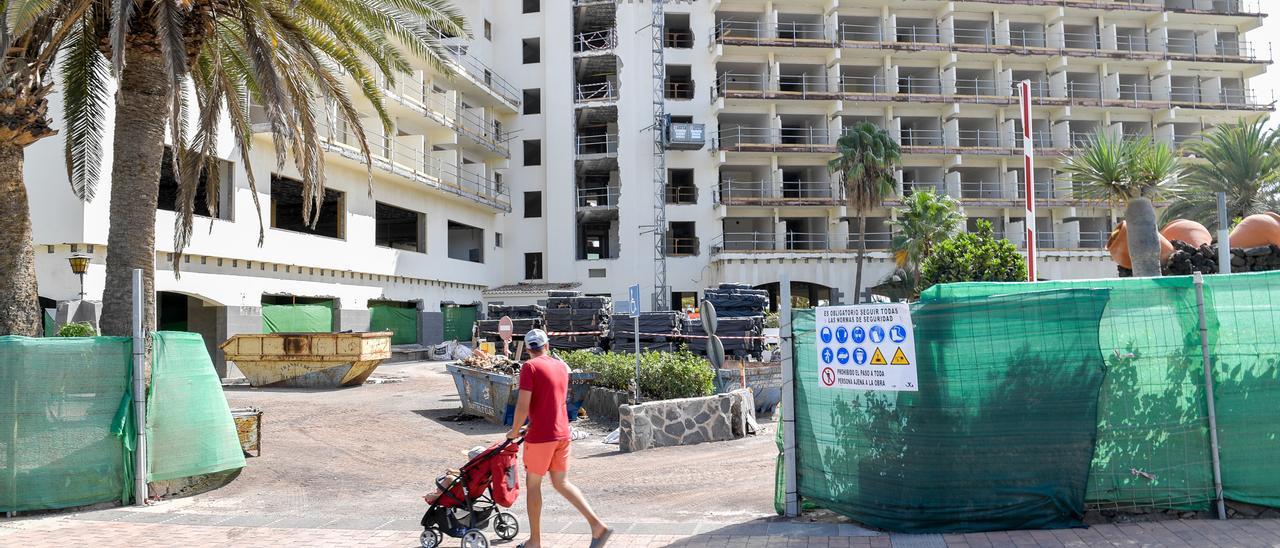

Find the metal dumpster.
xmin=220 ymin=332 xmax=392 ymax=388
xmin=444 ymin=363 xmax=595 ymax=425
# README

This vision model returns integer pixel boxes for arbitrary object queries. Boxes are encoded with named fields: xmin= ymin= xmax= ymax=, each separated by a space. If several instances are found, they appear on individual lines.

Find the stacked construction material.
xmin=545 ymin=292 xmax=611 ymax=350
xmin=683 ymin=316 xmax=765 ymax=360
xmin=610 ymin=311 xmax=684 ymax=353
xmin=703 ymin=283 xmax=770 ymax=318
xmin=474 ymin=310 xmax=544 ymax=343
xmin=487 ymin=303 xmax=545 ymax=320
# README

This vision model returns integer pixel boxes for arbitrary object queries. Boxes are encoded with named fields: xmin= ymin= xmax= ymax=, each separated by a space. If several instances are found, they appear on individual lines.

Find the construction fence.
xmin=782 ymin=271 xmax=1280 ymax=533
xmin=1 ymin=332 xmax=245 ymax=513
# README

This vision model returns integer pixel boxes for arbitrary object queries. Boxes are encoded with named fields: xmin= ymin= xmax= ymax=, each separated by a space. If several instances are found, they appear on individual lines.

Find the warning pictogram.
xmin=821 ymin=367 xmax=837 ymax=387
xmin=870 ymin=348 xmax=888 ymax=365
xmin=891 ymin=347 xmax=911 ymax=365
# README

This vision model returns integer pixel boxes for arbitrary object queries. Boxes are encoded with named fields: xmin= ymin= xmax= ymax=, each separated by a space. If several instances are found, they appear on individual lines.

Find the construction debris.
xmin=459 ymin=348 xmax=520 ymax=375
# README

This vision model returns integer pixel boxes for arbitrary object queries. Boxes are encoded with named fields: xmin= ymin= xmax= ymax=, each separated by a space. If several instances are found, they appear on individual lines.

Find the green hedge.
xmin=560 ymin=349 xmax=714 ymax=401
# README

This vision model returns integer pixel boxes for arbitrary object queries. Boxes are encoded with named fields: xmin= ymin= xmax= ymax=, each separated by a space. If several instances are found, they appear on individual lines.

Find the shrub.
xmin=560 ymin=349 xmax=714 ymax=401
xmin=918 ymin=220 xmax=1027 ymax=294
xmin=56 ymin=322 xmax=98 ymax=337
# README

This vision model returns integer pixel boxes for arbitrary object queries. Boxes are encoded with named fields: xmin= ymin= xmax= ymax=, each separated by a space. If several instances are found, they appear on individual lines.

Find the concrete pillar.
xmin=1052 ymin=120 xmax=1071 ymax=149
xmin=994 ymin=12 xmax=1010 ymax=46
xmin=420 ymin=311 xmax=444 ymax=346
xmin=943 ymin=117 xmax=959 ymax=148
xmin=941 ymin=65 xmax=957 ymax=95
xmin=1103 ymin=69 xmax=1121 ymax=100
xmin=1049 ymin=70 xmax=1068 ymax=99
xmin=1101 ymin=22 xmax=1118 ymax=51
xmin=885 ymin=63 xmax=899 ymax=94
xmin=775 ymin=220 xmax=787 ymax=251
xmin=939 ymin=15 xmax=955 ymax=45
xmin=216 ymin=305 xmax=262 ymax=379
xmin=336 ymin=307 xmax=371 ymax=333
xmin=1196 ymin=29 xmax=1217 ymax=56
xmin=1203 ymin=76 xmax=1222 ymax=104
xmin=1149 ymin=22 xmax=1168 ymax=54
xmin=998 ymin=68 xmax=1014 ymax=98
xmin=945 ymin=171 xmax=962 ymax=199
xmin=834 ymin=219 xmax=850 ymax=251
xmin=1047 ymin=19 xmax=1065 ymax=49
xmin=1152 ymin=71 xmax=1172 ymax=101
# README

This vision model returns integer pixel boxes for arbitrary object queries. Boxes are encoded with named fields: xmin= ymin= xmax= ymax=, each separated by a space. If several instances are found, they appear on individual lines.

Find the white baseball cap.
xmin=525 ymin=329 xmax=549 ymax=350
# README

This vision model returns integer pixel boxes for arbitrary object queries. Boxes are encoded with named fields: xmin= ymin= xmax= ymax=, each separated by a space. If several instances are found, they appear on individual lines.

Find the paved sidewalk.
xmin=6 ymin=510 xmax=1280 ymax=547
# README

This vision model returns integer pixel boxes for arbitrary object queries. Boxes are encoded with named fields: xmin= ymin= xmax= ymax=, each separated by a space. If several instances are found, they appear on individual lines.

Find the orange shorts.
xmin=523 ymin=440 xmax=571 ymax=476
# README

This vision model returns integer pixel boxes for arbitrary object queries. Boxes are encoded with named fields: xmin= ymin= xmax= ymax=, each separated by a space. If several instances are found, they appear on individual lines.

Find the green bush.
xmin=560 ymin=349 xmax=714 ymax=401
xmin=918 ymin=220 xmax=1027 ymax=294
xmin=56 ymin=322 xmax=98 ymax=337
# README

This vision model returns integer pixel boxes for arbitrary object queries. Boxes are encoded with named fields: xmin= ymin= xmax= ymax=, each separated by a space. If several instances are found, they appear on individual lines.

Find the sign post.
xmin=629 ymin=284 xmax=642 ymax=402
xmin=497 ymin=316 xmax=514 ymax=357
xmin=815 ymin=303 xmax=918 ymax=392
xmin=1019 ymin=80 xmax=1038 ymax=282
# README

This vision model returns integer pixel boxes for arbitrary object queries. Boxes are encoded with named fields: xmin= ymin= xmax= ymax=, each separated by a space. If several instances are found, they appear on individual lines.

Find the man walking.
xmin=507 ymin=329 xmax=612 ymax=548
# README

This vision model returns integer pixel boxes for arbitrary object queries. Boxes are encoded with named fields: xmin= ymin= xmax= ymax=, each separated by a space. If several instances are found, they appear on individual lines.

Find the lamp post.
xmin=67 ymin=253 xmax=90 ymax=300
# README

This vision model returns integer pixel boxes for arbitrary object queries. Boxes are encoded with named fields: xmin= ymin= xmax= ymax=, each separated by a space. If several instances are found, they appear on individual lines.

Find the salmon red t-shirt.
xmin=517 ymin=355 xmax=570 ymax=443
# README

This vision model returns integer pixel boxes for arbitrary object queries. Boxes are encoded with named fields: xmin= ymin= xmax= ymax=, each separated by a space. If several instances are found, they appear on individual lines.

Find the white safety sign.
xmin=815 ymin=303 xmax=918 ymax=391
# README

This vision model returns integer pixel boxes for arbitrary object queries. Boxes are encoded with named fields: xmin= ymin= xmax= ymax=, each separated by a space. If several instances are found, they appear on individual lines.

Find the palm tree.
xmin=0 ymin=3 xmax=90 ymax=335
xmin=1064 ymin=133 xmax=1181 ymax=277
xmin=46 ymin=0 xmax=466 ymax=335
xmin=1161 ymin=118 xmax=1280 ymax=231
xmin=829 ymin=122 xmax=900 ymax=303
xmin=890 ymin=189 xmax=964 ymax=291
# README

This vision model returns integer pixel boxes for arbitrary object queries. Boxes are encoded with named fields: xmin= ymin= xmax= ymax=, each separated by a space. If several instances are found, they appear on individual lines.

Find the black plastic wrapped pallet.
xmin=547 ymin=290 xmax=582 ymax=298
xmin=571 ymin=296 xmax=610 ymax=310
xmin=545 ymin=308 xmax=604 ymax=322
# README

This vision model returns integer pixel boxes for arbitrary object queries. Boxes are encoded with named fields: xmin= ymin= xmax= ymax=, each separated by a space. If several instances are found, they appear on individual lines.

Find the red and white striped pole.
xmin=1019 ymin=80 xmax=1037 ymax=282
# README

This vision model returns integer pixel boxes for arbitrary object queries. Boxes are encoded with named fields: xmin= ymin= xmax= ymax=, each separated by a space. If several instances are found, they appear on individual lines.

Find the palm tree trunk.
xmin=0 ymin=142 xmax=41 ymax=336
xmin=854 ymin=213 xmax=867 ymax=304
xmin=99 ymin=50 xmax=172 ymax=336
xmin=1126 ymin=197 xmax=1163 ymax=277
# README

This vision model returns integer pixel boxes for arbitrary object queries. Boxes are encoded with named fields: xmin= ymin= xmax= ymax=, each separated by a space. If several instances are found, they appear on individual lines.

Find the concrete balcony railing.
xmin=715 ymin=180 xmax=842 ymax=205
xmin=316 ymin=119 xmax=510 ymax=212
xmin=714 ymin=19 xmax=1271 ymax=64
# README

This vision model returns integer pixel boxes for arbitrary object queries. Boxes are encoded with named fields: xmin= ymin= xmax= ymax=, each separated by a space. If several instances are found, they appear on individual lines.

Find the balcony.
xmin=316 ymin=119 xmax=510 ymax=212
xmin=716 ymin=180 xmax=841 ymax=206
xmin=712 ymin=19 xmax=833 ymax=47
xmin=711 ymin=232 xmax=830 ymax=253
xmin=377 ymin=74 xmax=509 ymax=158
xmin=576 ymin=133 xmax=618 ymax=157
xmin=834 ymin=21 xmax=1270 ymax=64
xmin=577 ymin=186 xmax=619 ymax=209
xmin=437 ymin=44 xmax=522 ymax=110
xmin=665 ymin=236 xmax=701 ymax=257
xmin=715 ymin=127 xmax=833 ymax=153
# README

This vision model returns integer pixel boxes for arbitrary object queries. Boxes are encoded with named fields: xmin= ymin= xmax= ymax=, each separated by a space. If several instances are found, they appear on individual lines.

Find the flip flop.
xmin=588 ymin=527 xmax=614 ymax=548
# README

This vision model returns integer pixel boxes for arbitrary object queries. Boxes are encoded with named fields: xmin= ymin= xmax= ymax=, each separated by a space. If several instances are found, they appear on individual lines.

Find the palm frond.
xmin=59 ymin=16 xmax=110 ymax=201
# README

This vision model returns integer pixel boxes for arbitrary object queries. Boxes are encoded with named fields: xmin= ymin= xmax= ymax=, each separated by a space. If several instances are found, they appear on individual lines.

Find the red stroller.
xmin=420 ymin=439 xmax=522 ymax=548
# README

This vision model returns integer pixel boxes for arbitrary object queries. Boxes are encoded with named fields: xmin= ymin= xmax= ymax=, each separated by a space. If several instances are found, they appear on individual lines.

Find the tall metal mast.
xmin=650 ymin=0 xmax=669 ymax=311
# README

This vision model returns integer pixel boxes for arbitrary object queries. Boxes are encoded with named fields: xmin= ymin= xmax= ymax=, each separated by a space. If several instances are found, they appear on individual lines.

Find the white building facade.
xmin=24 ymin=0 xmax=1274 ymax=372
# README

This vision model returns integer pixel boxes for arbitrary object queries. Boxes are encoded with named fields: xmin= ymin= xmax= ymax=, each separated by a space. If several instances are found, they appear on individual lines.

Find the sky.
xmin=1260 ymin=14 xmax=1280 ymax=128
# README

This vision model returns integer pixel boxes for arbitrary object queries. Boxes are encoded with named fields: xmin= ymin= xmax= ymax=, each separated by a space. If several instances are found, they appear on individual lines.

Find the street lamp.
xmin=67 ymin=253 xmax=90 ymax=300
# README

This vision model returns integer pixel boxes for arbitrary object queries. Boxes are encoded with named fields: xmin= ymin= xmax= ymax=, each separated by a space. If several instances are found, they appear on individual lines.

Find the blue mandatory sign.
xmin=821 ymin=347 xmax=835 ymax=365
xmin=853 ymin=347 xmax=868 ymax=365
xmin=889 ymin=324 xmax=908 ymax=343
xmin=834 ymin=326 xmax=849 ymax=344
xmin=869 ymin=325 xmax=886 ymax=344
xmin=851 ymin=326 xmax=866 ymax=344
xmin=820 ymin=326 xmax=833 ymax=344
xmin=836 ymin=348 xmax=850 ymax=365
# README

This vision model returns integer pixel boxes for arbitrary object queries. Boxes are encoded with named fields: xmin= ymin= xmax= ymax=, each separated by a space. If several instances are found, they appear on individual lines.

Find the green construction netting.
xmin=369 ymin=305 xmax=418 ymax=345
xmin=790 ymin=289 xmax=1111 ymax=532
xmin=922 ymin=276 xmax=1216 ymax=511
xmin=262 ymin=302 xmax=333 ymax=333
xmin=1195 ymin=272 xmax=1280 ymax=508
xmin=147 ymin=332 xmax=246 ymax=482
xmin=0 ymin=336 xmax=135 ymax=512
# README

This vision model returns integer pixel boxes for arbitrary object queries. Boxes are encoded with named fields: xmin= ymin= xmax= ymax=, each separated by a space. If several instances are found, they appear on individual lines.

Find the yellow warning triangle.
xmin=891 ymin=347 xmax=910 ymax=365
xmin=870 ymin=347 xmax=888 ymax=365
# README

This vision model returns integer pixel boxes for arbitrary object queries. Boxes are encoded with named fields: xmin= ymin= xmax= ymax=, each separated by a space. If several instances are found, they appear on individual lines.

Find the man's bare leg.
xmin=523 ymin=472 xmax=545 ymax=547
xmin=549 ymin=470 xmax=608 ymax=538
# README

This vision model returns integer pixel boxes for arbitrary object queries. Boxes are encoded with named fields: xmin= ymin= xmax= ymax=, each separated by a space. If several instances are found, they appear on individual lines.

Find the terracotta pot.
xmin=1108 ymin=221 xmax=1132 ymax=269
xmin=1161 ymin=219 xmax=1213 ymax=248
xmin=1229 ymin=213 xmax=1280 ymax=249
xmin=1108 ymin=220 xmax=1175 ymax=269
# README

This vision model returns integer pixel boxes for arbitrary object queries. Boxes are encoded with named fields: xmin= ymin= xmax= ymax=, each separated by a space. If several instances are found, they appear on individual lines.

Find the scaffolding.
xmin=650 ymin=0 xmax=669 ymax=311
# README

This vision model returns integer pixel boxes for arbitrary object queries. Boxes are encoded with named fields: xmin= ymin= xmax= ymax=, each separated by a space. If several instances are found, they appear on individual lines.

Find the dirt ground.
xmin=167 ymin=360 xmax=777 ymax=525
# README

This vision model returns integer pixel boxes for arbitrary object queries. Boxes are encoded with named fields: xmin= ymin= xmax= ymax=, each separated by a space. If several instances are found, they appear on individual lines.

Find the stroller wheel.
xmin=460 ymin=529 xmax=489 ymax=548
xmin=419 ymin=528 xmax=442 ymax=548
xmin=493 ymin=512 xmax=519 ymax=541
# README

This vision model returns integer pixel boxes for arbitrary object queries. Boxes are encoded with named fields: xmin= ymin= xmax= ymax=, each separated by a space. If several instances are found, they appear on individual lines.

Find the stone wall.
xmin=584 ymin=386 xmax=632 ymax=423
xmin=619 ymin=389 xmax=755 ymax=453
